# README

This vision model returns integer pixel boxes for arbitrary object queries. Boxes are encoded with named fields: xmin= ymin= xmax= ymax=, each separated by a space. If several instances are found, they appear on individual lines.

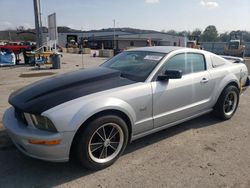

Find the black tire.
xmin=213 ymin=85 xmax=239 ymax=120
xmin=74 ymin=115 xmax=128 ymax=170
xmin=241 ymin=52 xmax=245 ymax=58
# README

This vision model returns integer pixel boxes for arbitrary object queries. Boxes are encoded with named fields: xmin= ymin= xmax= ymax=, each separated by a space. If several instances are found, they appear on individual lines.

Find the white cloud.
xmin=0 ymin=21 xmax=34 ymax=30
xmin=0 ymin=21 xmax=15 ymax=30
xmin=200 ymin=0 xmax=219 ymax=9
xmin=22 ymin=23 xmax=34 ymax=29
xmin=145 ymin=0 xmax=160 ymax=4
xmin=67 ymin=24 xmax=77 ymax=29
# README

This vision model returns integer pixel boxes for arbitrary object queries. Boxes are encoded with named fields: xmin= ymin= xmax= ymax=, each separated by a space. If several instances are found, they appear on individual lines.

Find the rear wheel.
xmin=75 ymin=115 xmax=128 ymax=170
xmin=213 ymin=85 xmax=239 ymax=120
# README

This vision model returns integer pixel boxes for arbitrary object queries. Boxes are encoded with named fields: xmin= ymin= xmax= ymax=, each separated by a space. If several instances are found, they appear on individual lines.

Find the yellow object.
xmin=26 ymin=51 xmax=53 ymax=58
xmin=224 ymin=43 xmax=245 ymax=57
xmin=25 ymin=51 xmax=54 ymax=64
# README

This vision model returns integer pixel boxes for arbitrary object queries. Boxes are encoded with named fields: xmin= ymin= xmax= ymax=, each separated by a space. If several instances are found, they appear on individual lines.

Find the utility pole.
xmin=81 ymin=28 xmax=84 ymax=68
xmin=113 ymin=19 xmax=116 ymax=50
xmin=33 ymin=0 xmax=43 ymax=48
xmin=8 ymin=30 xmax=12 ymax=41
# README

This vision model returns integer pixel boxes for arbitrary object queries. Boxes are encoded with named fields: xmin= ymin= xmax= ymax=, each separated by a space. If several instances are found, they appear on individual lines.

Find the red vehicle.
xmin=0 ymin=42 xmax=30 ymax=54
xmin=0 ymin=42 xmax=33 ymax=64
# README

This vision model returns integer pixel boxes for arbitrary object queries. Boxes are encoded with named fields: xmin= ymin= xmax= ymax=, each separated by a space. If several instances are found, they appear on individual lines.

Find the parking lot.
xmin=0 ymin=54 xmax=250 ymax=188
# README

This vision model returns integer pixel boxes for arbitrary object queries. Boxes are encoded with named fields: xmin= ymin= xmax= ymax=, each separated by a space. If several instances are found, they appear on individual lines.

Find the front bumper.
xmin=2 ymin=107 xmax=75 ymax=162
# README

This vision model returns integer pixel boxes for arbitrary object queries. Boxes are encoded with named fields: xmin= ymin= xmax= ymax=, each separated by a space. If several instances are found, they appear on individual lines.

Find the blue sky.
xmin=0 ymin=0 xmax=249 ymax=33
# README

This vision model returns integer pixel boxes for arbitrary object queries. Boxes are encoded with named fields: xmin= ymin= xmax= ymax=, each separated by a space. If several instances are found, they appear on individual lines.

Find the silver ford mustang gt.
xmin=3 ymin=46 xmax=249 ymax=170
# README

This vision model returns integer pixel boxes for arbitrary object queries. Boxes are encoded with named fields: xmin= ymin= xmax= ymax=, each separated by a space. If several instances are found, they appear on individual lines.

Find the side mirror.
xmin=157 ymin=70 xmax=182 ymax=81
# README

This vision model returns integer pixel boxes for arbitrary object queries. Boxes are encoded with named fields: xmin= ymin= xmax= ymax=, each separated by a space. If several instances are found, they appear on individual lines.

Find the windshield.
xmin=229 ymin=41 xmax=240 ymax=49
xmin=101 ymin=51 xmax=166 ymax=82
xmin=187 ymin=42 xmax=195 ymax=48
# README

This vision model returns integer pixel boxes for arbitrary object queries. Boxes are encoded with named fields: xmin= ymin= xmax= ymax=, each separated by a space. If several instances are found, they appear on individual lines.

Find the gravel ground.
xmin=0 ymin=54 xmax=250 ymax=188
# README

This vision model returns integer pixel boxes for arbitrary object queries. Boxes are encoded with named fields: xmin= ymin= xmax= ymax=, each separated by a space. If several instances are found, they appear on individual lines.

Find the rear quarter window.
xmin=211 ymin=55 xmax=226 ymax=68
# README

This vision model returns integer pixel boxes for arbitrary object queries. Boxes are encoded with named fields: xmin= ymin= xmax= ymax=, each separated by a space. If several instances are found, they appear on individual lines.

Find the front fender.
xmin=69 ymin=97 xmax=136 ymax=132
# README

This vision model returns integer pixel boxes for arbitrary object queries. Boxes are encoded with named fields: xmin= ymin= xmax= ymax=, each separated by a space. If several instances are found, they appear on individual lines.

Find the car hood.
xmin=9 ymin=67 xmax=136 ymax=114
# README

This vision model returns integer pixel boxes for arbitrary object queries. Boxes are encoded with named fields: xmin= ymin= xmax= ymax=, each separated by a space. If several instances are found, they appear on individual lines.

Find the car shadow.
xmin=0 ymin=113 xmax=221 ymax=187
xmin=125 ymin=113 xmax=220 ymax=154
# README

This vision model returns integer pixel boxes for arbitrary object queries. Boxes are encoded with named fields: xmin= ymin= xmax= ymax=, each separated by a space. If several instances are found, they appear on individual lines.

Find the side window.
xmin=163 ymin=53 xmax=206 ymax=75
xmin=163 ymin=53 xmax=186 ymax=74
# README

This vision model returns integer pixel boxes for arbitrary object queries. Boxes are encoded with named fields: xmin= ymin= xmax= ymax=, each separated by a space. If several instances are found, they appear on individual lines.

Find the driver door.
xmin=152 ymin=52 xmax=213 ymax=128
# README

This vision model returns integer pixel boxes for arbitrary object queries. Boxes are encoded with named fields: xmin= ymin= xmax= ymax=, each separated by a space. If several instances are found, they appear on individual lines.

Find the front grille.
xmin=14 ymin=108 xmax=27 ymax=125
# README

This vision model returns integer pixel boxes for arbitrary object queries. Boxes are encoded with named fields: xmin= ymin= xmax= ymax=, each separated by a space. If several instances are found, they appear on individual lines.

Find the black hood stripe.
xmin=9 ymin=67 xmax=136 ymax=114
xmin=27 ymin=70 xmax=121 ymax=102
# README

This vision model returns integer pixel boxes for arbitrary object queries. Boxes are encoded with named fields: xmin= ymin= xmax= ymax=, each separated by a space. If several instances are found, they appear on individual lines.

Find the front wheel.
xmin=213 ymin=85 xmax=239 ymax=120
xmin=75 ymin=115 xmax=128 ymax=170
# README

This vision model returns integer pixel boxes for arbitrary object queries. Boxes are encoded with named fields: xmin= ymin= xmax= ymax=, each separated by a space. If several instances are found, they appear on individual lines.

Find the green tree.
xmin=177 ymin=30 xmax=191 ymax=37
xmin=191 ymin=29 xmax=202 ymax=36
xmin=219 ymin=32 xmax=230 ymax=42
xmin=242 ymin=31 xmax=250 ymax=42
xmin=16 ymin=25 xmax=25 ymax=31
xmin=201 ymin=25 xmax=218 ymax=42
xmin=166 ymin=30 xmax=178 ymax=36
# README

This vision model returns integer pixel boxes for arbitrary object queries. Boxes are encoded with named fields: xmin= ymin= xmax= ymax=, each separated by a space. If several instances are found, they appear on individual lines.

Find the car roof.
xmin=127 ymin=46 xmax=185 ymax=54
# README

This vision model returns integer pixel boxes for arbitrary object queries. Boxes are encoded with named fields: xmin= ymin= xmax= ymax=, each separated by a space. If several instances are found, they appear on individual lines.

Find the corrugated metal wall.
xmin=245 ymin=43 xmax=250 ymax=56
xmin=201 ymin=42 xmax=250 ymax=56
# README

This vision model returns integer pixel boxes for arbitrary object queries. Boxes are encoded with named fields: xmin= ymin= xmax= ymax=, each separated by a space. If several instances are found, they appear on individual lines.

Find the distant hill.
xmin=1 ymin=26 xmax=250 ymax=42
xmin=0 ymin=27 xmax=160 ymax=41
xmin=0 ymin=27 xmax=47 ymax=41
xmin=83 ymin=27 xmax=159 ymax=34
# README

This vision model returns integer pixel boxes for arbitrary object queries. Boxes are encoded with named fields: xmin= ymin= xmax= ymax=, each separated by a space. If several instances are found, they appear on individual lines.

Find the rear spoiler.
xmin=220 ymin=55 xmax=244 ymax=63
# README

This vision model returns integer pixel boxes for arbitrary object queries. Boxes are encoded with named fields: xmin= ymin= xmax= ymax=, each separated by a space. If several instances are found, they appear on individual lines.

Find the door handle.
xmin=200 ymin=78 xmax=209 ymax=84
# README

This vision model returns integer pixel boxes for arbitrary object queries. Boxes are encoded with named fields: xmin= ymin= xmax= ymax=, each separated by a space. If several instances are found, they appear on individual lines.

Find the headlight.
xmin=24 ymin=113 xmax=57 ymax=132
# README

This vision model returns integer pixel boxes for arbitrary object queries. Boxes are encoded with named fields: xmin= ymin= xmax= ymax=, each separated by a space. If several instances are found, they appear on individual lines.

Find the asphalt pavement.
xmin=0 ymin=55 xmax=250 ymax=188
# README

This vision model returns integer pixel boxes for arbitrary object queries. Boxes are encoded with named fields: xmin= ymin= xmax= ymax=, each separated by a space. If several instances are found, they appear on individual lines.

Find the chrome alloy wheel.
xmin=223 ymin=90 xmax=237 ymax=116
xmin=88 ymin=123 xmax=124 ymax=163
